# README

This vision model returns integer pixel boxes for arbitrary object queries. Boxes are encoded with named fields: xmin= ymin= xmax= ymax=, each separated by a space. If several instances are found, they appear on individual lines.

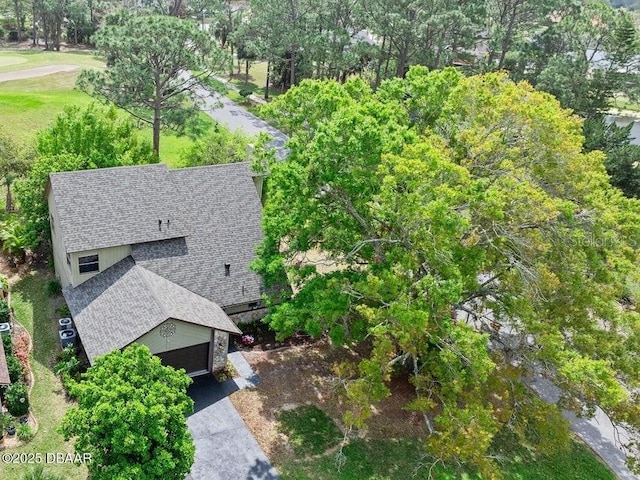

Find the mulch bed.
xmin=233 ymin=321 xmax=316 ymax=352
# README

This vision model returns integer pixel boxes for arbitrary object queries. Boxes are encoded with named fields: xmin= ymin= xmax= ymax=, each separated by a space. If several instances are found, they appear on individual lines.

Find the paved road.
xmin=186 ymin=374 xmax=279 ymax=480
xmin=0 ymin=64 xmax=79 ymax=82
xmin=529 ymin=375 xmax=638 ymax=480
xmin=193 ymin=84 xmax=289 ymax=161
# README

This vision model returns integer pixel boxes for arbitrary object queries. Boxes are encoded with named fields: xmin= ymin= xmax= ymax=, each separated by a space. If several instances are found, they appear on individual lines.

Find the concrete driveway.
xmin=186 ymin=374 xmax=280 ymax=480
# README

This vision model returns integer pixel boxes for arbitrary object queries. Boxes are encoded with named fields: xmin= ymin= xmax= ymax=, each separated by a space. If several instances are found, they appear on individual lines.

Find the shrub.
xmin=0 ymin=300 xmax=10 ymax=323
xmin=45 ymin=280 xmax=61 ymax=297
xmin=0 ymin=274 xmax=8 ymax=292
xmin=6 ymin=381 xmax=29 ymax=416
xmin=239 ymin=88 xmax=253 ymax=99
xmin=6 ymin=353 xmax=24 ymax=383
xmin=55 ymin=303 xmax=71 ymax=318
xmin=2 ymin=333 xmax=12 ymax=353
xmin=55 ymin=345 xmax=81 ymax=392
xmin=17 ymin=423 xmax=33 ymax=442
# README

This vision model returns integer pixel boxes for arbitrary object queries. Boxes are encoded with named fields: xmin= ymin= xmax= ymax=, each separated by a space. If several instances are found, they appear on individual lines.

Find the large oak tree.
xmin=256 ymin=67 xmax=640 ymax=476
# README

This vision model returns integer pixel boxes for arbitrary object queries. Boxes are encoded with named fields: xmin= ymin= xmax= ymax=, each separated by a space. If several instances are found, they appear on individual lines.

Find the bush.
xmin=2 ymin=333 xmax=12 ymax=353
xmin=55 ymin=303 xmax=70 ymax=318
xmin=45 ymin=280 xmax=61 ymax=297
xmin=6 ymin=353 xmax=24 ymax=383
xmin=0 ymin=274 xmax=8 ymax=292
xmin=55 ymin=345 xmax=86 ymax=396
xmin=0 ymin=300 xmax=10 ymax=323
xmin=5 ymin=381 xmax=29 ymax=416
xmin=239 ymin=88 xmax=253 ymax=99
xmin=17 ymin=422 xmax=33 ymax=442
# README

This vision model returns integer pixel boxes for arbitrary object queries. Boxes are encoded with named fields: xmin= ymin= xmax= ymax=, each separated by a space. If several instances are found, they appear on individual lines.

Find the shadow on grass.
xmin=12 ymin=269 xmax=59 ymax=372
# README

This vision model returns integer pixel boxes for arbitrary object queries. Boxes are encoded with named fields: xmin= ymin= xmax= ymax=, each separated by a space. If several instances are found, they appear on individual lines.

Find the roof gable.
xmin=64 ymin=257 xmax=241 ymax=364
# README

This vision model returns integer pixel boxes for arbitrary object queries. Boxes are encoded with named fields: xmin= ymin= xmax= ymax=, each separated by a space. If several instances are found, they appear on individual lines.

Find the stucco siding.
xmin=70 ymin=245 xmax=132 ymax=287
xmin=136 ymin=319 xmax=212 ymax=355
xmin=48 ymin=189 xmax=72 ymax=287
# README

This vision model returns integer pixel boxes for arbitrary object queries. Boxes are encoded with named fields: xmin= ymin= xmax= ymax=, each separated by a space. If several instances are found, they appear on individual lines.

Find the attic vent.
xmin=224 ymin=264 xmax=231 ymax=277
xmin=158 ymin=219 xmax=162 ymax=231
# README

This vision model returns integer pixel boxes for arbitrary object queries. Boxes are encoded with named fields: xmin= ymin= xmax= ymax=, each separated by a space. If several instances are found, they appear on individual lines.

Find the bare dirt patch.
xmin=229 ymin=339 xmax=427 ymax=465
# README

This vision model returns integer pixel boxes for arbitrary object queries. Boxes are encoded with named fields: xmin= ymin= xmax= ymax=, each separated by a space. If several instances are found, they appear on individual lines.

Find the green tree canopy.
xmin=179 ymin=123 xmax=253 ymax=167
xmin=77 ymin=12 xmax=227 ymax=157
xmin=256 ymin=67 xmax=640 ymax=476
xmin=59 ymin=344 xmax=195 ymax=480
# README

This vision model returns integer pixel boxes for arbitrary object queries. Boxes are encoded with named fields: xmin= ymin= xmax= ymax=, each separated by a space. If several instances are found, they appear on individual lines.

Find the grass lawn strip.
xmin=0 ymin=270 xmax=87 ymax=480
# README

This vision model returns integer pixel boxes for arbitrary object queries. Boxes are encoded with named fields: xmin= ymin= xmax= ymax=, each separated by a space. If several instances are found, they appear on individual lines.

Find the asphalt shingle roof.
xmin=48 ymin=164 xmax=188 ymax=253
xmin=65 ymin=257 xmax=241 ymax=363
xmin=132 ymin=163 xmax=264 ymax=308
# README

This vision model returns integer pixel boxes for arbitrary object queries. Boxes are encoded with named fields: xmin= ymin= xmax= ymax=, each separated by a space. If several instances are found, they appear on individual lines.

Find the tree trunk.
xmin=229 ymin=44 xmax=234 ymax=78
xmin=245 ymin=59 xmax=249 ymax=83
xmin=32 ymin=1 xmax=37 ymax=46
xmin=265 ymin=60 xmax=270 ymax=100
xmin=290 ymin=48 xmax=296 ymax=88
xmin=374 ymin=35 xmax=387 ymax=89
xmin=5 ymin=180 xmax=12 ymax=213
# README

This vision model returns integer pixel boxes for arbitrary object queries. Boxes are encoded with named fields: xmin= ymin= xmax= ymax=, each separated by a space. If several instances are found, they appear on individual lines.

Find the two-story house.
xmin=46 ymin=162 xmax=267 ymax=375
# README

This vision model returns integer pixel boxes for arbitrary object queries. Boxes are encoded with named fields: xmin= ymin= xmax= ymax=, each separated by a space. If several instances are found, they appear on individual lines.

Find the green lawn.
xmin=0 ymin=50 xmax=211 ymax=166
xmin=226 ymin=60 xmax=282 ymax=100
xmin=0 ymin=73 xmax=93 ymax=143
xmin=0 ymin=271 xmax=88 ymax=480
xmin=279 ymin=437 xmax=616 ymax=480
xmin=275 ymin=405 xmax=616 ymax=480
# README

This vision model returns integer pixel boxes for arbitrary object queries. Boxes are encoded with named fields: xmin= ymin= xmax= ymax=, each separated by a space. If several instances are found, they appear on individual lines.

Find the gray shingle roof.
xmin=48 ymin=164 xmax=188 ymax=253
xmin=132 ymin=162 xmax=264 ymax=308
xmin=64 ymin=257 xmax=241 ymax=364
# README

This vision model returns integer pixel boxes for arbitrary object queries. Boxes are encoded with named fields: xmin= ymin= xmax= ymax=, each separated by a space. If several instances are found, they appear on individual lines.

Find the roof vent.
xmin=225 ymin=264 xmax=231 ymax=277
xmin=158 ymin=219 xmax=162 ymax=232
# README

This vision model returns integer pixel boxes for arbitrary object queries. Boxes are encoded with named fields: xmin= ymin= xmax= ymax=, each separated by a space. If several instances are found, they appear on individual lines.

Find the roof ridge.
xmin=50 ymin=163 xmax=168 ymax=178
xmin=135 ymin=265 xmax=171 ymax=320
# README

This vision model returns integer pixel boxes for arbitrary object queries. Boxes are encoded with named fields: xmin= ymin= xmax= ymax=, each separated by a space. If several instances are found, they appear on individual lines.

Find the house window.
xmin=224 ymin=264 xmax=231 ymax=277
xmin=78 ymin=254 xmax=99 ymax=274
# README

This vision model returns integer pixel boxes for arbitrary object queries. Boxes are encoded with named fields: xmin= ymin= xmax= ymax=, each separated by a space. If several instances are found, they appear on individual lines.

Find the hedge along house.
xmin=46 ymin=162 xmax=267 ymax=375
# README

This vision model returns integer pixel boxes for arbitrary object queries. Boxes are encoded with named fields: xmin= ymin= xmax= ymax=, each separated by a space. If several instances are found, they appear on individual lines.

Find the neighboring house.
xmin=46 ymin=162 xmax=267 ymax=375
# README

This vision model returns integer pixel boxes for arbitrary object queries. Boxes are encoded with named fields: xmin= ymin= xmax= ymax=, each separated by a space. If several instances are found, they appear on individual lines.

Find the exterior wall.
xmin=48 ymin=190 xmax=72 ymax=287
xmin=69 ymin=244 xmax=132 ymax=287
xmin=136 ymin=319 xmax=212 ymax=355
xmin=212 ymin=330 xmax=229 ymax=372
xmin=228 ymin=307 xmax=268 ymax=325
